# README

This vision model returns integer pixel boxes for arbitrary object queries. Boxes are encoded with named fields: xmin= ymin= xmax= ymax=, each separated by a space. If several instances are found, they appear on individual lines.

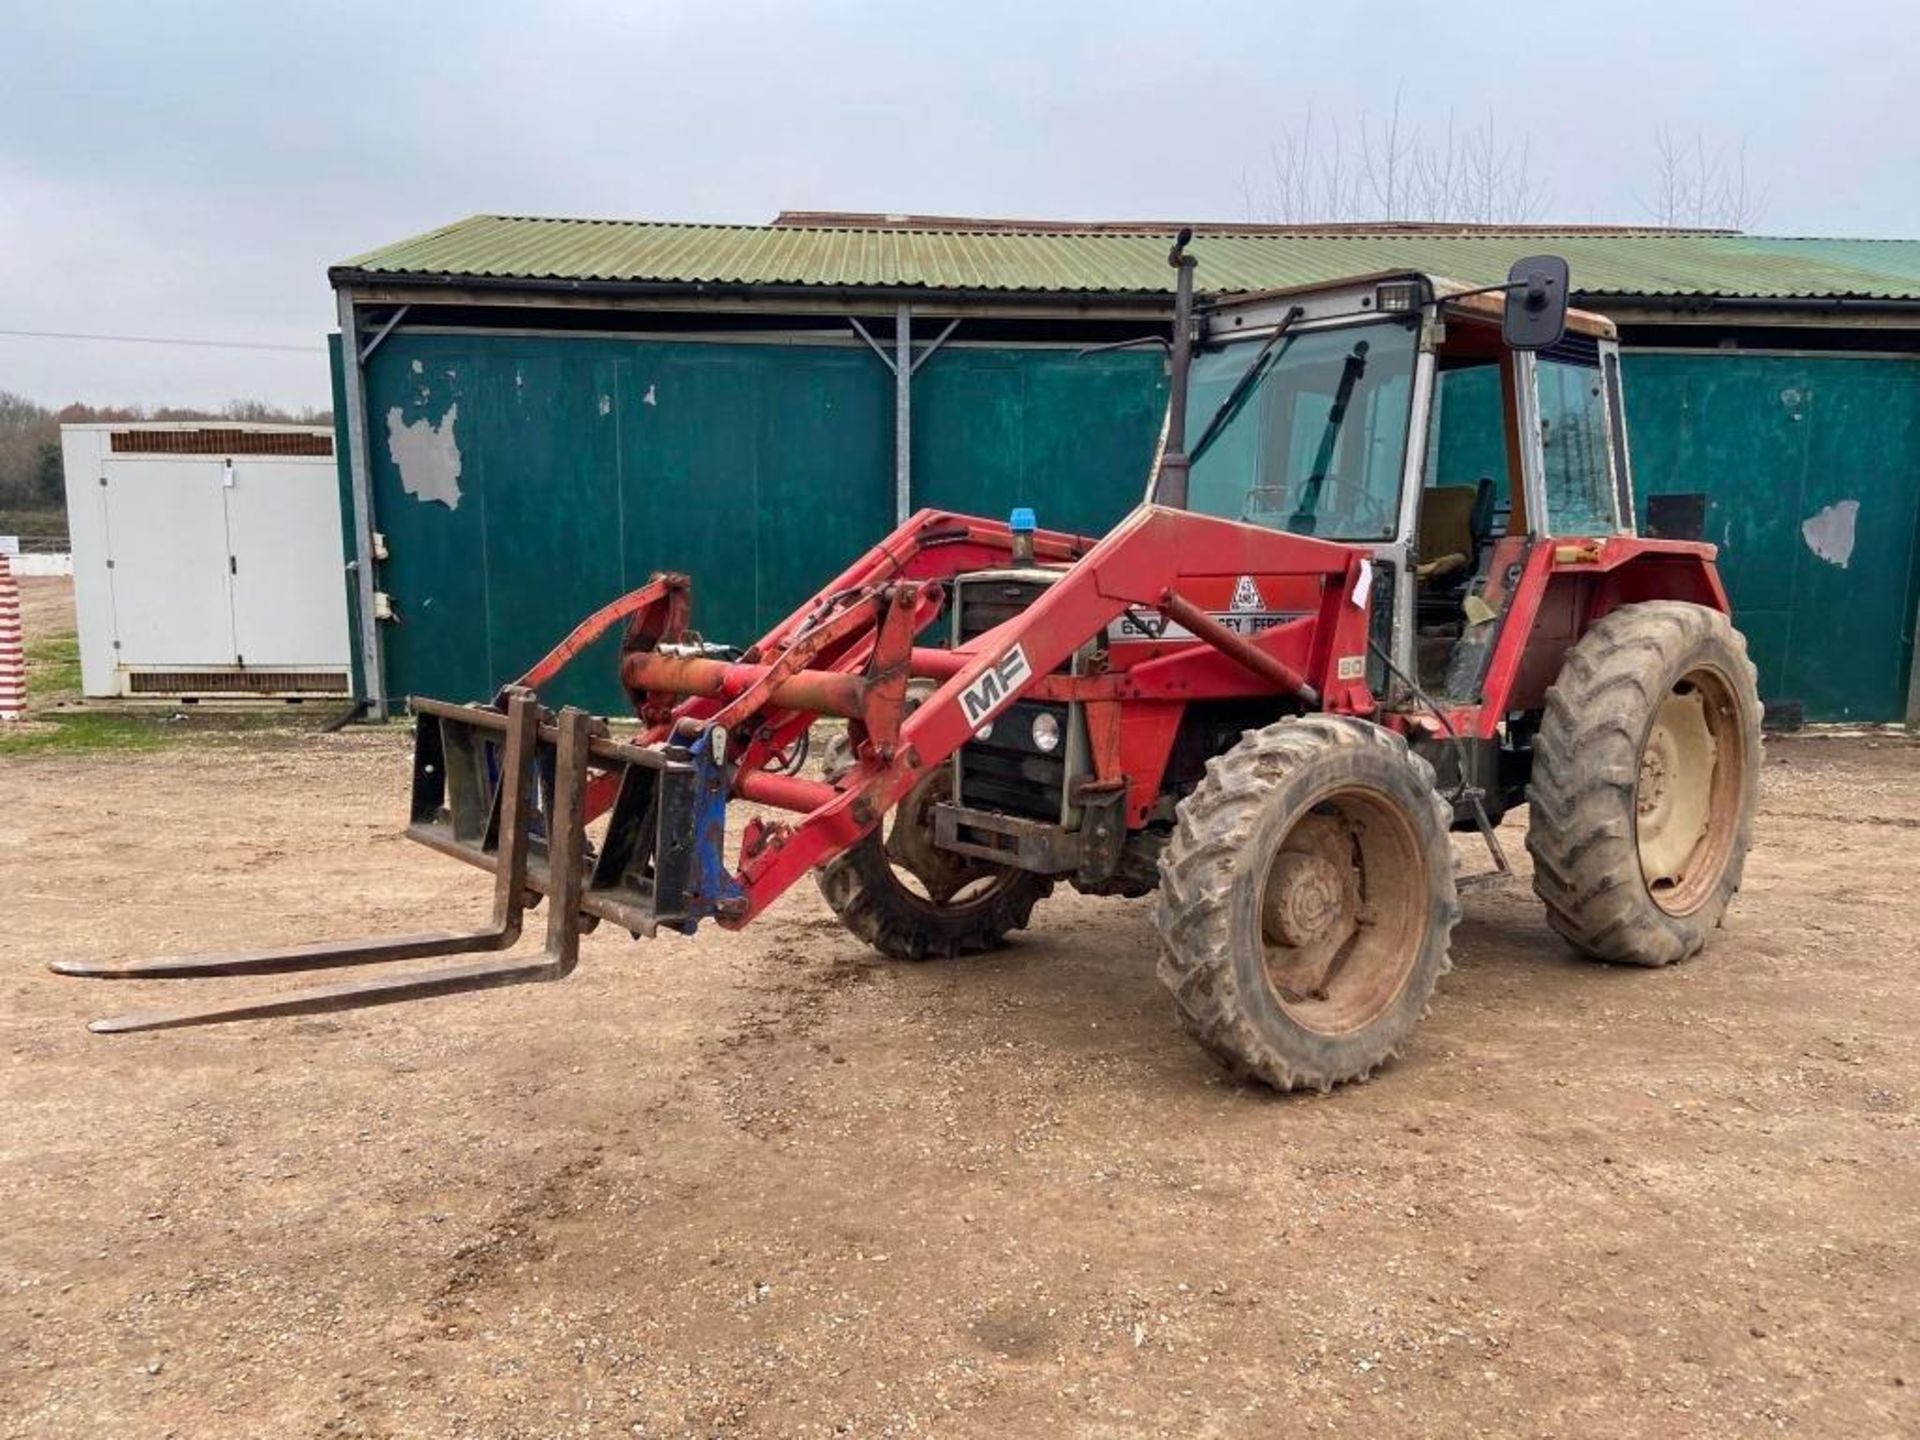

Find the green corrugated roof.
xmin=334 ymin=215 xmax=1920 ymax=302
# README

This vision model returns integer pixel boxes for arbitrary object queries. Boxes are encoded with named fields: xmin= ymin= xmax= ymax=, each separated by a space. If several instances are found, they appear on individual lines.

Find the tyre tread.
xmin=1151 ymin=716 xmax=1459 ymax=1093
xmin=1525 ymin=600 xmax=1761 ymax=967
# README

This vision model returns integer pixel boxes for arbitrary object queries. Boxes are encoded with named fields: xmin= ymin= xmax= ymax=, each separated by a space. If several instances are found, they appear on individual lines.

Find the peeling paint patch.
xmin=642 ymin=383 xmax=658 ymax=407
xmin=598 ymin=394 xmax=612 ymax=416
xmin=1801 ymin=499 xmax=1859 ymax=568
xmin=387 ymin=404 xmax=463 ymax=510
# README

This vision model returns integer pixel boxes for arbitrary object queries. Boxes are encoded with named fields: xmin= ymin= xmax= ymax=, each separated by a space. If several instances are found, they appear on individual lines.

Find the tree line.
xmin=0 ymin=392 xmax=333 ymax=526
xmin=1243 ymin=99 xmax=1764 ymax=230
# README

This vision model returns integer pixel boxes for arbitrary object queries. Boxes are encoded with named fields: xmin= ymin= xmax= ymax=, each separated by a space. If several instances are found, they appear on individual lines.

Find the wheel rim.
xmin=1258 ymin=785 xmax=1429 ymax=1037
xmin=880 ymin=768 xmax=1021 ymax=911
xmin=1636 ymin=664 xmax=1746 ymax=915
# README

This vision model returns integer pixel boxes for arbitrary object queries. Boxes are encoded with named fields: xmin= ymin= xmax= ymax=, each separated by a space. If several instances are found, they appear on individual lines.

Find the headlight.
xmin=1030 ymin=711 xmax=1062 ymax=753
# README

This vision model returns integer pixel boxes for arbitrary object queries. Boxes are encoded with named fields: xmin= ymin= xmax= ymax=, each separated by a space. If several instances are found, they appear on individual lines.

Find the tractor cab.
xmin=1165 ymin=263 xmax=1631 ymax=707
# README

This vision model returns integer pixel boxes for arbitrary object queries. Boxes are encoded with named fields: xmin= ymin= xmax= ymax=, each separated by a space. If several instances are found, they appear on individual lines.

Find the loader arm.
xmin=698 ymin=505 xmax=1375 ymax=921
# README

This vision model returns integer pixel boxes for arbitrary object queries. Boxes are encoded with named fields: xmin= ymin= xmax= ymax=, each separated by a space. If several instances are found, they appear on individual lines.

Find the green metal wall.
xmin=1626 ymin=353 xmax=1920 ymax=723
xmin=357 ymin=334 xmax=893 ymax=713
xmin=911 ymin=348 xmax=1167 ymax=536
xmin=342 ymin=330 xmax=1917 ymax=723
xmin=351 ymin=333 xmax=1163 ymax=714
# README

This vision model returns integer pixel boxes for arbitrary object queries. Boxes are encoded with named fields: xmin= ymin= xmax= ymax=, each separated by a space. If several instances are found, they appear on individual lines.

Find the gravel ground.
xmin=0 ymin=583 xmax=1913 ymax=1439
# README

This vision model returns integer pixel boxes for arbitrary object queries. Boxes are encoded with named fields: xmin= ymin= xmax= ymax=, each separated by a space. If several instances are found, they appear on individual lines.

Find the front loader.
xmin=59 ymin=237 xmax=1762 ymax=1092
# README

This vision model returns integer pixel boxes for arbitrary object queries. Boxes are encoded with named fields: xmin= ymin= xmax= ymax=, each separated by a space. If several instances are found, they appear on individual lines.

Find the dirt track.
xmin=1 ymin=587 xmax=1915 ymax=1438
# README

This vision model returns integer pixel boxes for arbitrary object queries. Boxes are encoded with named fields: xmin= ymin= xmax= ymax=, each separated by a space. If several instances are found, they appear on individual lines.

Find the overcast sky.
xmin=3 ymin=0 xmax=1916 ymax=410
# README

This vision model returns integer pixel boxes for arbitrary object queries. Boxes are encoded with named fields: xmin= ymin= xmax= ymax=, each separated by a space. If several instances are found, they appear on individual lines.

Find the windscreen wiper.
xmin=1187 ymin=305 xmax=1305 ymax=466
xmin=1288 ymin=340 xmax=1370 ymax=535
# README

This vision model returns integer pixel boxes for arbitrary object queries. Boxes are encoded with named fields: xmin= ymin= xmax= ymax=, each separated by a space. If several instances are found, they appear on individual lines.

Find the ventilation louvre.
xmin=125 ymin=670 xmax=350 ymax=696
xmin=110 ymin=429 xmax=333 ymax=457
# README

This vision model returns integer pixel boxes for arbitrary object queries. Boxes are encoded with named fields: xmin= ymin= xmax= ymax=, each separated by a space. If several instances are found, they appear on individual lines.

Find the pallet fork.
xmin=53 ymin=688 xmax=699 ymax=1033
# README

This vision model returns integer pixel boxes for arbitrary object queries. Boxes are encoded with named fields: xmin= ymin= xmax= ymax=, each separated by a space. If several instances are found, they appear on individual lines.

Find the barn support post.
xmin=850 ymin=308 xmax=961 ymax=526
xmin=358 ymin=303 xmax=410 ymax=363
xmin=335 ymin=291 xmax=389 ymax=719
xmin=894 ymin=302 xmax=912 ymax=523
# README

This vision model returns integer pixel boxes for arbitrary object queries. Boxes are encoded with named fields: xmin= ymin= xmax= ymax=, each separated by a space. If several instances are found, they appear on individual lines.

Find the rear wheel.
xmin=815 ymin=766 xmax=1053 ymax=960
xmin=1153 ymin=716 xmax=1458 ymax=1092
xmin=1526 ymin=601 xmax=1761 ymax=966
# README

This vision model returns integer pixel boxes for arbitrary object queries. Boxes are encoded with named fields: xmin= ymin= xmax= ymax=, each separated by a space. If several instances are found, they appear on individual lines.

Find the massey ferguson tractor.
xmin=59 ymin=237 xmax=1762 ymax=1093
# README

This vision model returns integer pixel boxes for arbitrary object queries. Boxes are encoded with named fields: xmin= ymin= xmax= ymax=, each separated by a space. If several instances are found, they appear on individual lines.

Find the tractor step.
xmin=54 ymin=690 xmax=702 ymax=1033
xmin=1453 ymin=786 xmax=1514 ymax=892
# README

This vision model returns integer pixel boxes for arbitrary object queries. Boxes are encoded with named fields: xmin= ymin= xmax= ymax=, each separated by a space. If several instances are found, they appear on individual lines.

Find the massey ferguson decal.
xmin=1107 ymin=605 xmax=1306 ymax=643
xmin=959 ymin=645 xmax=1033 ymax=728
xmin=1108 ymin=573 xmax=1303 ymax=642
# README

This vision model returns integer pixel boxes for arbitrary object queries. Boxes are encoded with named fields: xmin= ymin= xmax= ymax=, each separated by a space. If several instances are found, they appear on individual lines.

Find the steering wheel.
xmin=1288 ymin=472 xmax=1389 ymax=536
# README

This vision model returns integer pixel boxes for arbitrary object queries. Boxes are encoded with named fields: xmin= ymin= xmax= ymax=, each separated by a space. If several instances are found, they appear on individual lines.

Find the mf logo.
xmin=1230 ymin=574 xmax=1267 ymax=613
xmin=959 ymin=645 xmax=1033 ymax=728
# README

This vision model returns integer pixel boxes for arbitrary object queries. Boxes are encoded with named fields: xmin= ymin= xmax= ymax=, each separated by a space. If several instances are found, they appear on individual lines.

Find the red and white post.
xmin=0 ymin=554 xmax=25 ymax=721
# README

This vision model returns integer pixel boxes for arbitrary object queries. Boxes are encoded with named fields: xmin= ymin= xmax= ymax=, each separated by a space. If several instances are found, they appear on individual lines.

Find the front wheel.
xmin=1153 ymin=716 xmax=1458 ymax=1093
xmin=1526 ymin=600 xmax=1762 ymax=966
xmin=815 ymin=766 xmax=1052 ymax=960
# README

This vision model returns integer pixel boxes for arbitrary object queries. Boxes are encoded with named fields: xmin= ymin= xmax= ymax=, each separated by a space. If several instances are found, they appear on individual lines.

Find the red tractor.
xmin=61 ymin=239 xmax=1762 ymax=1093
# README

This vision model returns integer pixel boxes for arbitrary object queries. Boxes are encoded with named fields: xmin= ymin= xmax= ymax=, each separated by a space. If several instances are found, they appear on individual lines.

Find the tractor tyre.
xmin=1153 ymin=716 xmax=1458 ymax=1093
xmin=815 ymin=766 xmax=1053 ymax=961
xmin=1526 ymin=600 xmax=1761 ymax=967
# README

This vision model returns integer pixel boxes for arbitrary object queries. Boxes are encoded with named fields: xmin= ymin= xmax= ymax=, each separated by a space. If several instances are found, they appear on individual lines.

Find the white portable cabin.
xmin=63 ymin=423 xmax=352 ymax=700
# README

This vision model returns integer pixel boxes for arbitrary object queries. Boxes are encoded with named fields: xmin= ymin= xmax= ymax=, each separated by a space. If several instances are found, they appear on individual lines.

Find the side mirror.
xmin=1502 ymin=255 xmax=1569 ymax=350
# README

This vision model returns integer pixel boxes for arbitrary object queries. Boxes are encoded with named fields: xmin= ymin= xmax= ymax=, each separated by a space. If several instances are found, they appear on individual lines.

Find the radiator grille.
xmin=957 ymin=575 xmax=1055 ymax=641
xmin=110 ymin=429 xmax=333 ymax=457
xmin=961 ymin=700 xmax=1069 ymax=818
xmin=126 ymin=670 xmax=350 ymax=696
xmin=952 ymin=571 xmax=1070 ymax=823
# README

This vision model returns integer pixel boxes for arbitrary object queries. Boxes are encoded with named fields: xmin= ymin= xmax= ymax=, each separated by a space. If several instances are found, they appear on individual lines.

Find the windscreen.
xmin=1185 ymin=319 xmax=1419 ymax=541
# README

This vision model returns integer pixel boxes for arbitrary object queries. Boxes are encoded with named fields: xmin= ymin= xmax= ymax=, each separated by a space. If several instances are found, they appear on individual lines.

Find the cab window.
xmin=1423 ymin=357 xmax=1511 ymax=506
xmin=1536 ymin=354 xmax=1620 ymax=535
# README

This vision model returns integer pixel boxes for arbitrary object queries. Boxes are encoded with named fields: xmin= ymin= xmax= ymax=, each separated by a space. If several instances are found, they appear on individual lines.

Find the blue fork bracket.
xmin=477 ymin=738 xmax=550 ymax=845
xmin=681 ymin=729 xmax=747 ymax=930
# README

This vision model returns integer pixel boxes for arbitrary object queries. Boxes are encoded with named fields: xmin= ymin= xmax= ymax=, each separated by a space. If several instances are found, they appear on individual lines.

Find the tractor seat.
xmin=1416 ymin=478 xmax=1496 ymax=620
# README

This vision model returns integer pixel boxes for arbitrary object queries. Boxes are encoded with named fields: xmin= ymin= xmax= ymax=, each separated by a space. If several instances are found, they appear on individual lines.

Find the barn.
xmin=327 ymin=214 xmax=1920 ymax=724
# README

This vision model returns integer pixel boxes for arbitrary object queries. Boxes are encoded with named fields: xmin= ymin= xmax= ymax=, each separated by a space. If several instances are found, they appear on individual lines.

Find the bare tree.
xmin=1639 ymin=127 xmax=1764 ymax=229
xmin=1244 ymin=96 xmax=1548 ymax=225
xmin=1359 ymin=89 xmax=1416 ymax=219
xmin=1458 ymin=110 xmax=1547 ymax=225
xmin=1247 ymin=106 xmax=1364 ymax=224
xmin=1406 ymin=111 xmax=1458 ymax=222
